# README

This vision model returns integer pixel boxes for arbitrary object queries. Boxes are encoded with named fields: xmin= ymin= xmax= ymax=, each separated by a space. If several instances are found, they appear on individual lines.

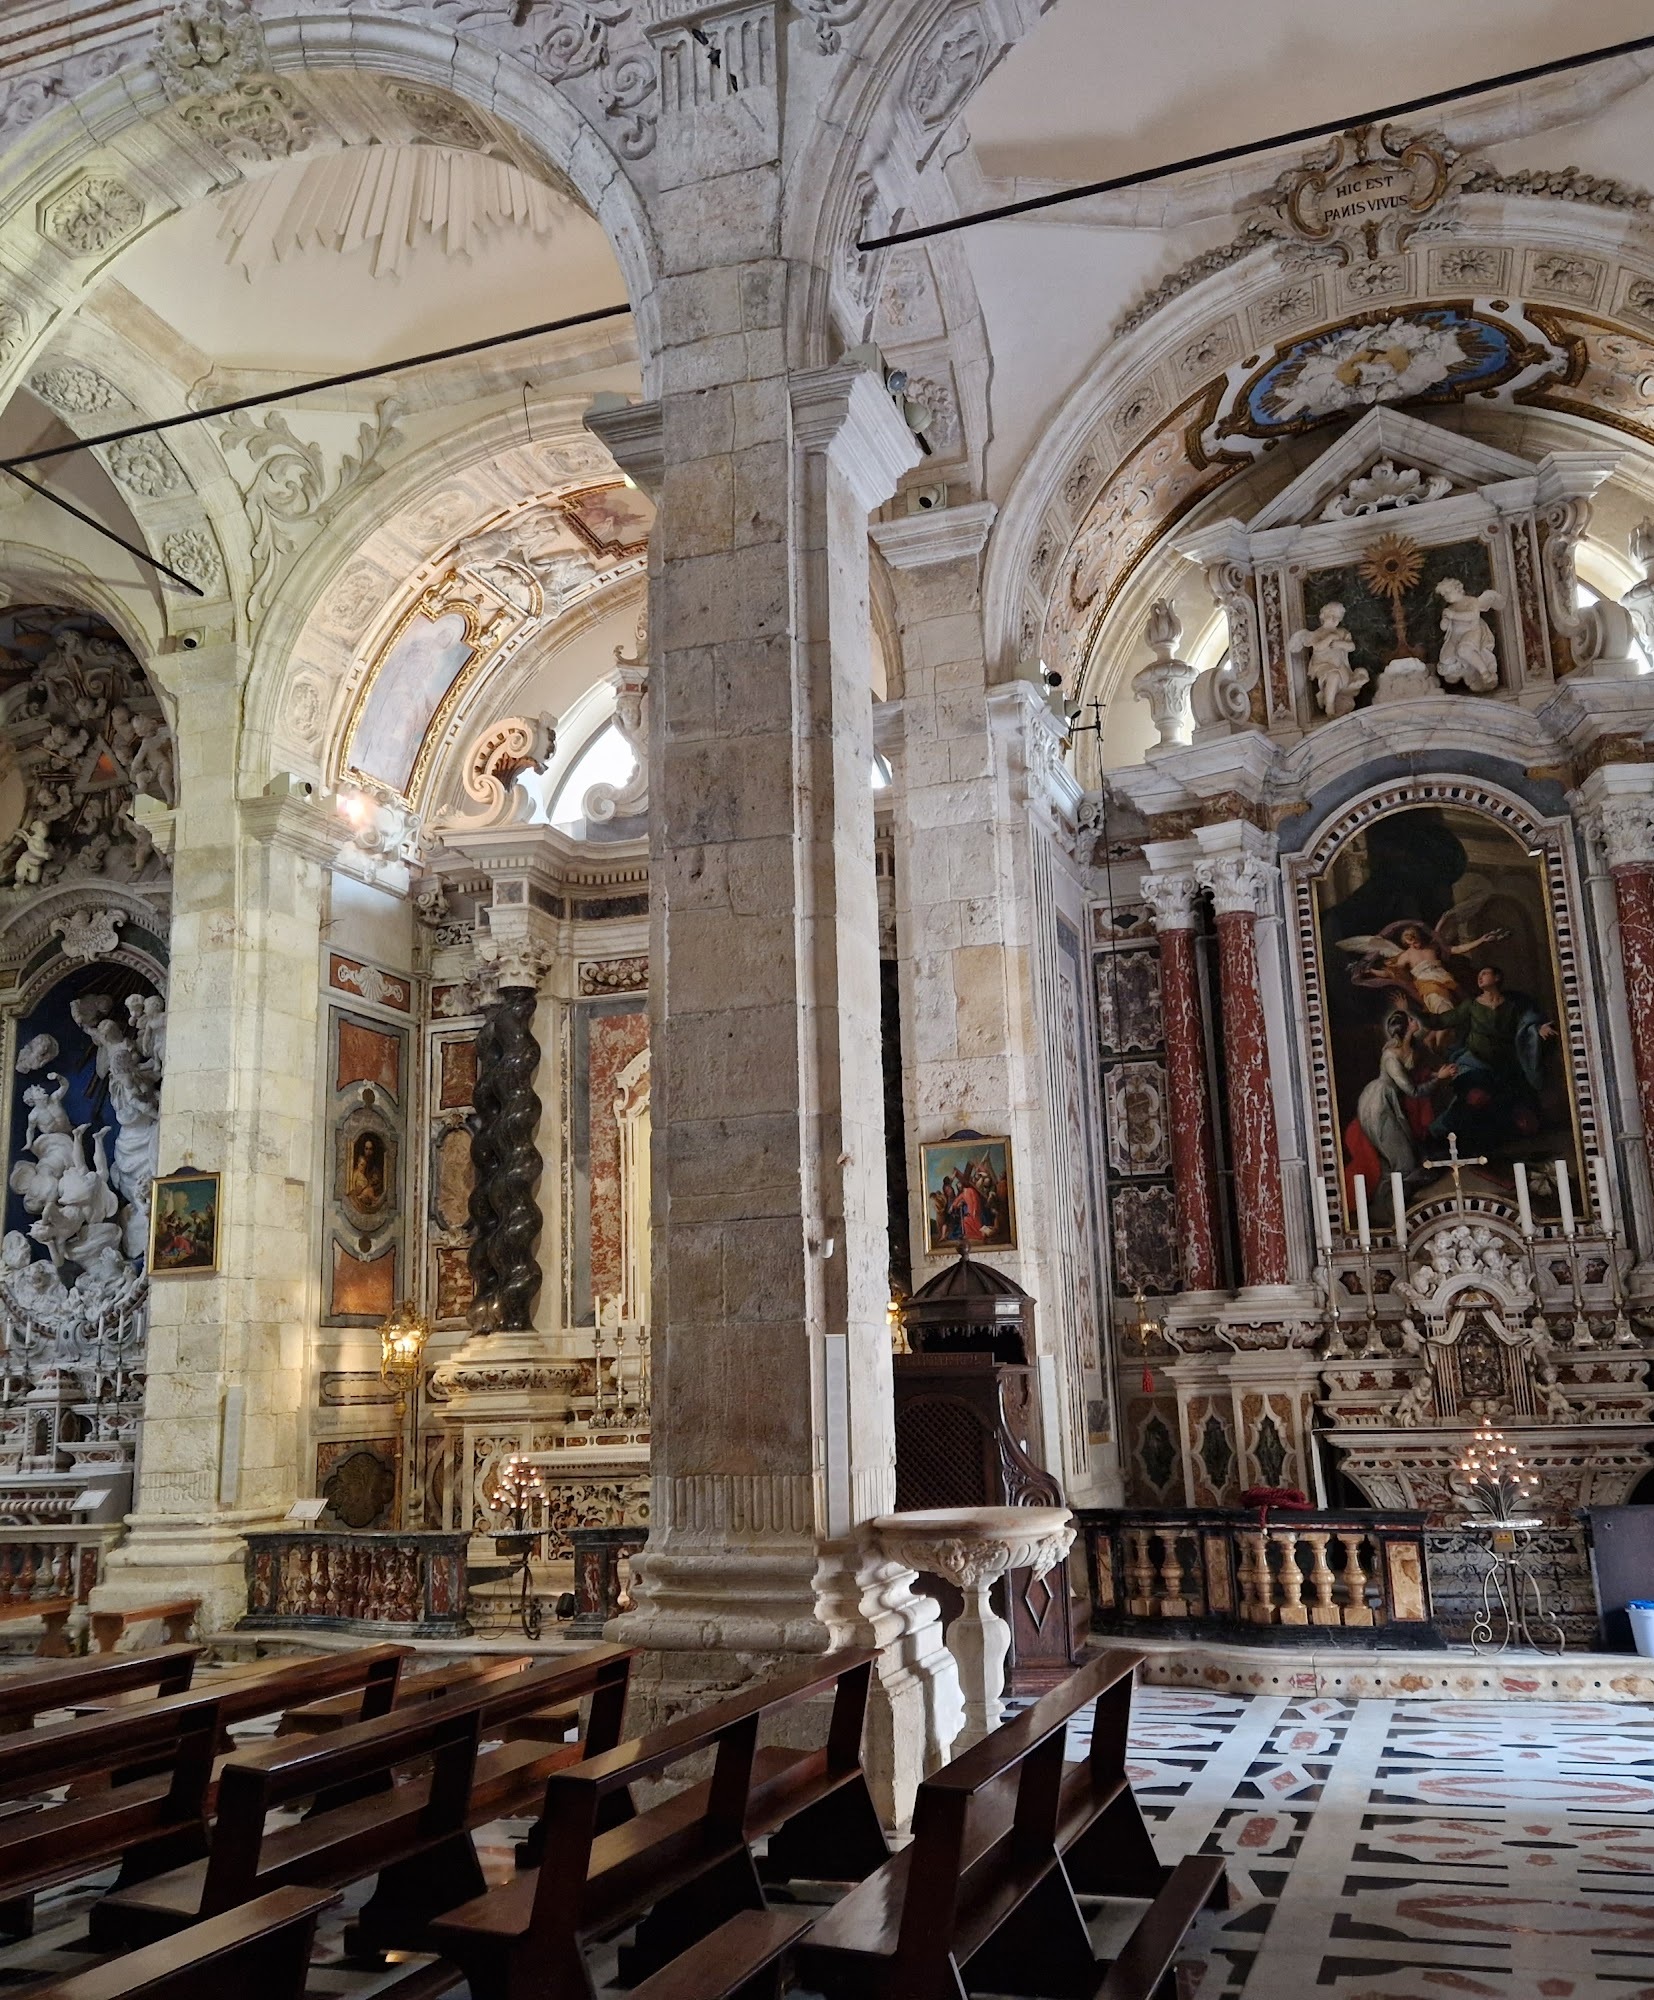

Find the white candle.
xmin=1556 ymin=1160 xmax=1575 ymax=1237
xmin=1391 ymin=1171 xmax=1407 ymax=1250
xmin=1592 ymin=1153 xmax=1615 ymax=1237
xmin=1353 ymin=1173 xmax=1371 ymax=1250
xmin=1513 ymin=1160 xmax=1534 ymax=1238
xmin=1312 ymin=1174 xmax=1334 ymax=1255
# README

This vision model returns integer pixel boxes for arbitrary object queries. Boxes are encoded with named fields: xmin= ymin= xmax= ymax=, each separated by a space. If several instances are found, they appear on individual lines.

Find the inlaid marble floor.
xmin=1114 ymin=1685 xmax=1654 ymax=2000
xmin=2 ymin=1684 xmax=1652 ymax=1999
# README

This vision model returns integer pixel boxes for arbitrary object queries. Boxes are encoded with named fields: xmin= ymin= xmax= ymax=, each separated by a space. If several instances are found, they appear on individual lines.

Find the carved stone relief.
xmin=38 ymin=176 xmax=145 ymax=258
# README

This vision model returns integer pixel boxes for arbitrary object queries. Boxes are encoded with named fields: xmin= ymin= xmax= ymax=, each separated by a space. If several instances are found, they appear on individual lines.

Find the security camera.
xmin=1042 ymin=668 xmax=1064 ymax=691
xmin=906 ymin=483 xmax=948 ymax=515
xmin=180 ymin=632 xmax=200 ymax=650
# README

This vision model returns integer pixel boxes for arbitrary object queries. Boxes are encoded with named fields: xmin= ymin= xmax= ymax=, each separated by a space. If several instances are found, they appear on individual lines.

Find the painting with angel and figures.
xmin=1311 ymin=803 xmax=1580 ymax=1232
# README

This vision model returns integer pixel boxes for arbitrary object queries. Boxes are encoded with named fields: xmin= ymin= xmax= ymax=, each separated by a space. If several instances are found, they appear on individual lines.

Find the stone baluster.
xmin=1193 ymin=827 xmax=1291 ymax=1289
xmin=1125 ymin=1528 xmax=1155 ymax=1616
xmin=1237 ymin=1529 xmax=1268 ymax=1622
xmin=1141 ymin=858 xmax=1225 ymax=1291
xmin=19 ymin=1548 xmax=36 ymax=1601
xmin=1274 ymin=1530 xmax=1308 ymax=1625
xmin=1337 ymin=1531 xmax=1376 ymax=1626
xmin=1303 ymin=1531 xmax=1339 ymax=1625
xmin=1152 ymin=1532 xmax=1185 ymax=1616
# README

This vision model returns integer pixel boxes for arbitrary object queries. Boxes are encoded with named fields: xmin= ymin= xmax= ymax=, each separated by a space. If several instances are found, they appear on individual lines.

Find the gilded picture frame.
xmin=148 ymin=1168 xmax=221 ymax=1277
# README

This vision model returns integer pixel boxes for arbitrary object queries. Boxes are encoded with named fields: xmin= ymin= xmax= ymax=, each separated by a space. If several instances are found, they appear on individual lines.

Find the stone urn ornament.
xmin=873 ymin=1505 xmax=1074 ymax=1748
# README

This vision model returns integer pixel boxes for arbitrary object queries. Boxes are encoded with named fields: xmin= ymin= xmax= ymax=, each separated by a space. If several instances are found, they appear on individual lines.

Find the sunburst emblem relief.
xmin=1358 ymin=530 xmax=1425 ymax=654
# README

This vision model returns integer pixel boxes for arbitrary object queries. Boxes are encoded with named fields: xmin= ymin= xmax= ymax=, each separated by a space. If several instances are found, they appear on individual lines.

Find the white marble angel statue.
xmin=1288 ymin=600 xmax=1368 ymax=717
xmin=1435 ymin=577 xmax=1502 ymax=693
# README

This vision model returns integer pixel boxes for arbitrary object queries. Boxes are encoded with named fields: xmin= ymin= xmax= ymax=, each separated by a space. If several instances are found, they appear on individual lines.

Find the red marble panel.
xmin=1158 ymin=925 xmax=1223 ymax=1290
xmin=1215 ymin=910 xmax=1289 ymax=1287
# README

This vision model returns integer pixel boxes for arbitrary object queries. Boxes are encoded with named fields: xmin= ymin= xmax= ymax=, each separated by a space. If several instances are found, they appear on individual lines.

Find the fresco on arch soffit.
xmin=1043 ymin=299 xmax=1614 ymax=672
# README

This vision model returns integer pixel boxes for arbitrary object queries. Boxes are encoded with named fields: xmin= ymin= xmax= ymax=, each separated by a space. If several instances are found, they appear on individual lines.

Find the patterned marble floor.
xmin=2 ymin=1684 xmax=1652 ymax=1999
xmin=1114 ymin=1685 xmax=1654 ymax=2000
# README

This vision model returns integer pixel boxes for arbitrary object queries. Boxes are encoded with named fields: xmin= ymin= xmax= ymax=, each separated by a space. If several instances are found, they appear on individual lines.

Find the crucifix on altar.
xmin=1422 ymin=1132 xmax=1489 ymax=1214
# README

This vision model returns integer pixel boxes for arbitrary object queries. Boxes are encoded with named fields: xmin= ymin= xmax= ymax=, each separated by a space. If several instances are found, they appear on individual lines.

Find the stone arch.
xmin=0 ymin=13 xmax=660 ymax=401
xmin=241 ymin=395 xmax=647 ymax=817
xmin=984 ymin=189 xmax=1654 ymax=703
xmin=0 ymin=10 xmax=663 ymax=665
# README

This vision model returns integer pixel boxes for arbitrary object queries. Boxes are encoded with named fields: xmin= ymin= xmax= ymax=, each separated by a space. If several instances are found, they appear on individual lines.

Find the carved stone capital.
xmin=869 ymin=500 xmax=997 ymax=571
xmin=1194 ymin=851 xmax=1276 ymax=918
xmin=475 ymin=922 xmax=556 ymax=992
xmin=1140 ymin=868 xmax=1201 ymax=931
xmin=583 ymin=398 xmax=664 ymax=499
xmin=790 ymin=364 xmax=923 ymax=515
xmin=1598 ymin=798 xmax=1654 ymax=871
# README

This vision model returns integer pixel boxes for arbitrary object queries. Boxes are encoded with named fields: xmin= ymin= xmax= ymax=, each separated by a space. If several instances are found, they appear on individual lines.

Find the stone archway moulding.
xmin=985 ymin=188 xmax=1654 ymax=702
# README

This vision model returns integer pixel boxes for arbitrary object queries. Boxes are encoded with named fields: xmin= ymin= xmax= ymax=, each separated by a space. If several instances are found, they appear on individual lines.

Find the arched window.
xmin=871 ymin=750 xmax=892 ymax=791
xmin=1578 ymin=580 xmax=1651 ymax=673
xmin=548 ymin=721 xmax=638 ymax=830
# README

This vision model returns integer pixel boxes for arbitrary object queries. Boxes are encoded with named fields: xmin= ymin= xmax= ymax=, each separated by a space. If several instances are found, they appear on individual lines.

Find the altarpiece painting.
xmin=1311 ymin=803 xmax=1579 ymax=1229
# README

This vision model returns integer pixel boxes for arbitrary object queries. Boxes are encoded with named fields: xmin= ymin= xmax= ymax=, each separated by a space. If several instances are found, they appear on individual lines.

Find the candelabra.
xmin=492 ymin=1452 xmax=546 ymax=1640
xmin=1455 ymin=1418 xmax=1563 ymax=1655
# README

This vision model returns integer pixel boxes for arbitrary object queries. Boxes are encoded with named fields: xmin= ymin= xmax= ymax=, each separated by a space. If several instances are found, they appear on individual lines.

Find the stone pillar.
xmin=1193 ymin=824 xmax=1290 ymax=1292
xmin=96 ymin=642 xmax=339 ymax=1630
xmin=872 ymin=506 xmax=1114 ymax=1503
xmin=1139 ymin=852 xmax=1225 ymax=1294
xmin=591 ymin=368 xmax=959 ymax=1816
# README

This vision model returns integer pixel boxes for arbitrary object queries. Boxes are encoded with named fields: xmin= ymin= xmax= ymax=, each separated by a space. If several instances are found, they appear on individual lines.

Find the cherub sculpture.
xmin=1289 ymin=600 xmax=1368 ymax=717
xmin=1436 ymin=577 xmax=1503 ymax=693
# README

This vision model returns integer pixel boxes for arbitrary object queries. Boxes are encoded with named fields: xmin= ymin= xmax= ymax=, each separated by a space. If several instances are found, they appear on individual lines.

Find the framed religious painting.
xmin=920 ymin=1132 xmax=1017 ymax=1255
xmin=148 ymin=1168 xmax=221 ymax=1276
xmin=1309 ymin=800 xmax=1583 ymax=1232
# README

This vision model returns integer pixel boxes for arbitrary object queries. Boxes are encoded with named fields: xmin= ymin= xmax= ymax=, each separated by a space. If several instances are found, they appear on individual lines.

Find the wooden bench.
xmin=0 ymin=1644 xmax=202 ymax=1733
xmin=0 ymin=1686 xmax=226 ymax=1937
xmin=91 ymin=1644 xmax=636 ymax=1954
xmin=626 ymin=1907 xmax=812 ymax=2000
xmin=0 ymin=1644 xmax=409 ymax=1938
xmin=0 ymin=1596 xmax=73 ymax=1658
xmin=795 ymin=1649 xmax=1227 ymax=2000
xmin=27 ymin=1886 xmax=341 ymax=2000
xmin=278 ymin=1652 xmax=535 ymax=1735
xmin=89 ymin=1601 xmax=199 ymax=1655
xmin=427 ymin=1647 xmax=880 ymax=2000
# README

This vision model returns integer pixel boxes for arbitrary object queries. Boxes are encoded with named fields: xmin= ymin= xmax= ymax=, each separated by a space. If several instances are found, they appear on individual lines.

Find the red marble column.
xmin=1143 ymin=871 xmax=1224 ymax=1291
xmin=1610 ymin=857 xmax=1654 ymax=1153
xmin=1200 ymin=852 xmax=1290 ymax=1289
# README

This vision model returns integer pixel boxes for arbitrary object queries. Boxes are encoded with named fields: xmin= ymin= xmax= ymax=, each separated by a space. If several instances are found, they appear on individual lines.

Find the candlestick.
xmin=1312 ymin=1174 xmax=1334 ymax=1255
xmin=1513 ymin=1161 xmax=1534 ymax=1238
xmin=1556 ymin=1160 xmax=1575 ymax=1237
xmin=1592 ymin=1153 xmax=1615 ymax=1237
xmin=1391 ymin=1170 xmax=1407 ymax=1249
xmin=1354 ymin=1173 xmax=1371 ymax=1249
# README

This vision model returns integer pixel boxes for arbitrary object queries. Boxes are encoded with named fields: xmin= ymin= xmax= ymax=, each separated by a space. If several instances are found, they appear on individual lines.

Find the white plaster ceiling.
xmin=108 ymin=145 xmax=627 ymax=375
xmin=962 ymin=0 xmax=1654 ymax=497
xmin=967 ymin=0 xmax=1654 ymax=184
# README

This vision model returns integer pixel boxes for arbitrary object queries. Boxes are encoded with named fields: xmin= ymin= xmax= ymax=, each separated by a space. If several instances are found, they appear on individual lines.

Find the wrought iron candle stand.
xmin=492 ymin=1454 xmax=546 ymax=1641
xmin=1456 ymin=1419 xmax=1565 ymax=1656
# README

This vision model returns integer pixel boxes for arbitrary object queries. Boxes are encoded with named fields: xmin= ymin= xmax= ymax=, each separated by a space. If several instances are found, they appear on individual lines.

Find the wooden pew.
xmin=0 ymin=1596 xmax=73 ymax=1658
xmin=89 ymin=1601 xmax=199 ymax=1655
xmin=0 ymin=1645 xmax=202 ymax=1732
xmin=27 ymin=1887 xmax=341 ymax=2000
xmin=0 ymin=1644 xmax=407 ymax=1938
xmin=278 ymin=1651 xmax=534 ymax=1736
xmin=90 ymin=1645 xmax=636 ymax=1953
xmin=427 ymin=1648 xmax=881 ymax=2000
xmin=794 ymin=1649 xmax=1227 ymax=2000
xmin=0 ymin=1688 xmax=225 ymax=1936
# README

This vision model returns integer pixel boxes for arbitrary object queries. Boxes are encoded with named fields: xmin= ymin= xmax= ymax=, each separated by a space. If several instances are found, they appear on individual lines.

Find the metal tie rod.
xmin=858 ymin=29 xmax=1654 ymax=252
